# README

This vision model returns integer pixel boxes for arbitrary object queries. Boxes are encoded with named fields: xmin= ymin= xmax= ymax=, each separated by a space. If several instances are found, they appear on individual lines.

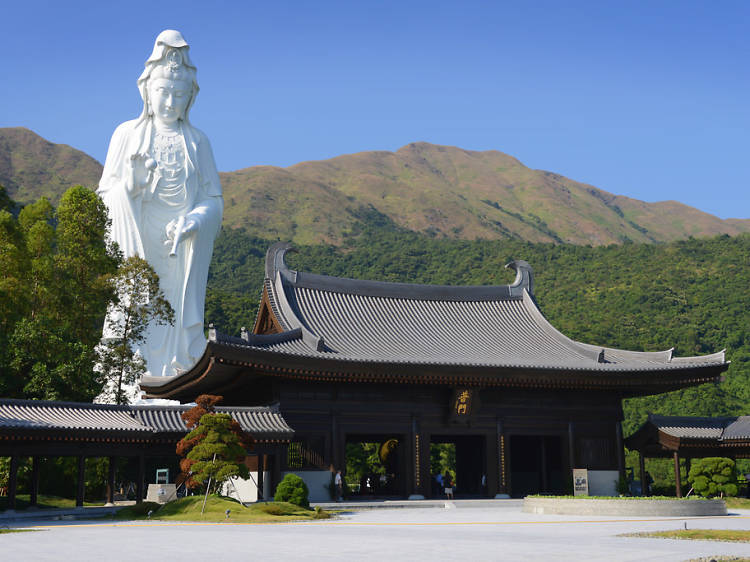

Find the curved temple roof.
xmin=233 ymin=242 xmax=724 ymax=371
xmin=141 ymin=243 xmax=728 ymax=397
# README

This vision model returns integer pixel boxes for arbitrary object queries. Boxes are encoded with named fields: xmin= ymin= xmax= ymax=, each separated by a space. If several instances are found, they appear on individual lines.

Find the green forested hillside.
xmin=206 ymin=217 xmax=750 ymax=437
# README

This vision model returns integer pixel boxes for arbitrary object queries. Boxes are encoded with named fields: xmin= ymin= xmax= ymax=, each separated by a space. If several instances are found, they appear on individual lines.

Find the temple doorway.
xmin=344 ymin=434 xmax=406 ymax=497
xmin=430 ymin=435 xmax=486 ymax=497
xmin=509 ymin=435 xmax=565 ymax=497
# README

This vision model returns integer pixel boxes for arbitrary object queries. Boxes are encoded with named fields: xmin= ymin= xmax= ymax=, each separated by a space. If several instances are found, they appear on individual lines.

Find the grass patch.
xmin=528 ymin=495 xmax=711 ymax=501
xmin=112 ymin=495 xmax=330 ymax=523
xmin=0 ymin=529 xmax=38 ymax=534
xmin=0 ymin=494 xmax=100 ymax=511
xmin=629 ymin=529 xmax=750 ymax=543
xmin=724 ymin=497 xmax=750 ymax=509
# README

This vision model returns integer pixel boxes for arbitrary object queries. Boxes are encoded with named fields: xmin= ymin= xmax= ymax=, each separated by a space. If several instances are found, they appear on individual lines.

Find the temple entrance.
xmin=344 ymin=434 xmax=406 ymax=497
xmin=509 ymin=435 xmax=565 ymax=497
xmin=430 ymin=435 xmax=486 ymax=498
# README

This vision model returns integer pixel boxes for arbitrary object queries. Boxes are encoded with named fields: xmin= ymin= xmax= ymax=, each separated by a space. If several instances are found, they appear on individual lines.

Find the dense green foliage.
xmin=0 ymin=186 xmax=121 ymax=401
xmin=180 ymin=413 xmax=250 ymax=492
xmin=207 ymin=218 xmax=749 ymax=439
xmin=274 ymin=473 xmax=310 ymax=508
xmin=688 ymin=457 xmax=739 ymax=498
xmin=98 ymin=256 xmax=174 ymax=404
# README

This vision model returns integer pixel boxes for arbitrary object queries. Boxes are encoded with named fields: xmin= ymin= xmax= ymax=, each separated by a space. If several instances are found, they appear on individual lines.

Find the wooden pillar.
xmin=568 ymin=422 xmax=576 ymax=475
xmin=30 ymin=456 xmax=40 ymax=507
xmin=639 ymin=451 xmax=647 ymax=496
xmin=495 ymin=420 xmax=506 ymax=496
xmin=418 ymin=430 xmax=430 ymax=498
xmin=486 ymin=432 xmax=498 ymax=497
xmin=331 ymin=412 xmax=341 ymax=472
xmin=257 ymin=455 xmax=265 ymax=501
xmin=106 ymin=457 xmax=116 ymax=505
xmin=270 ymin=453 xmax=280 ymax=497
xmin=673 ymin=451 xmax=682 ymax=498
xmin=615 ymin=422 xmax=625 ymax=479
xmin=136 ymin=454 xmax=145 ymax=504
xmin=76 ymin=455 xmax=85 ymax=507
xmin=540 ymin=437 xmax=548 ymax=493
xmin=7 ymin=455 xmax=19 ymax=511
xmin=407 ymin=415 xmax=418 ymax=497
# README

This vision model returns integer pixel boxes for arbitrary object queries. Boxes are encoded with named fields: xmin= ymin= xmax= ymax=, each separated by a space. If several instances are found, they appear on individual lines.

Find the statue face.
xmin=148 ymin=78 xmax=191 ymax=125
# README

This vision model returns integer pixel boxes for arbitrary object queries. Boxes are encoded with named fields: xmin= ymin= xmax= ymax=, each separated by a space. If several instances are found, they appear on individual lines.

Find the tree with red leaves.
xmin=176 ymin=394 xmax=255 ymax=491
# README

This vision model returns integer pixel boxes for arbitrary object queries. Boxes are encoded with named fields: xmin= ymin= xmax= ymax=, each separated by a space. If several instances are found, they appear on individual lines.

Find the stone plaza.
xmin=5 ymin=502 xmax=750 ymax=561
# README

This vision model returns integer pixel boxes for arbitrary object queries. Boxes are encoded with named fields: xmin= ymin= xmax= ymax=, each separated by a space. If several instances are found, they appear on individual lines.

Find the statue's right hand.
xmin=128 ymin=153 xmax=156 ymax=194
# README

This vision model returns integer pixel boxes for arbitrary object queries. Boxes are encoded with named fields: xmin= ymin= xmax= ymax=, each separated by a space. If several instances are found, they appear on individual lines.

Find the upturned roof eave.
xmin=140 ymin=339 xmax=727 ymax=401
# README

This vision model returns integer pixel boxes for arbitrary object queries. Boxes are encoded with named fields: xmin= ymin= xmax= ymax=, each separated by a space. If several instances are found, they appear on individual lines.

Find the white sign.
xmin=573 ymin=468 xmax=589 ymax=496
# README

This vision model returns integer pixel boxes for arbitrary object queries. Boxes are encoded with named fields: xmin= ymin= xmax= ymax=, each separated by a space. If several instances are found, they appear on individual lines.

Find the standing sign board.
xmin=573 ymin=468 xmax=589 ymax=496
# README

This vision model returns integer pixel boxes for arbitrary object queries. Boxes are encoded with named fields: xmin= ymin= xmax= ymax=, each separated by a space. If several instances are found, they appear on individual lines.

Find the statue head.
xmin=137 ymin=30 xmax=199 ymax=125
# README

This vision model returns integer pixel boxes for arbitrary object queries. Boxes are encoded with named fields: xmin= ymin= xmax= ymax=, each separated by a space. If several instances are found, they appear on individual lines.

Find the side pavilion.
xmin=626 ymin=414 xmax=750 ymax=497
xmin=0 ymin=399 xmax=293 ymax=509
xmin=141 ymin=243 xmax=728 ymax=500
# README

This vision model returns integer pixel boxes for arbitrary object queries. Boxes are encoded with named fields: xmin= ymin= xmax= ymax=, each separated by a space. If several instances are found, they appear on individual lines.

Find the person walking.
xmin=335 ymin=470 xmax=343 ymax=502
xmin=444 ymin=472 xmax=454 ymax=500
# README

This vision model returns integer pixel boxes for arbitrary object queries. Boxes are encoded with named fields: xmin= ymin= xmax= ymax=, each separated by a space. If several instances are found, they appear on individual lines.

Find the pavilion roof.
xmin=625 ymin=414 xmax=750 ymax=456
xmin=0 ymin=399 xmax=294 ymax=442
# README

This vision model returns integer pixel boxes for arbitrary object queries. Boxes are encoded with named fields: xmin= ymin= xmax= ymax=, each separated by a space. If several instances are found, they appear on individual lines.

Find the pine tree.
xmin=176 ymin=395 xmax=254 ymax=491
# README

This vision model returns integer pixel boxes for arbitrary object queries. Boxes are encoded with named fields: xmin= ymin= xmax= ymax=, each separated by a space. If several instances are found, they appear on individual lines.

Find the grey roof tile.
xmin=210 ymin=243 xmax=727 ymax=373
xmin=0 ymin=399 xmax=293 ymax=440
xmin=643 ymin=415 xmax=750 ymax=441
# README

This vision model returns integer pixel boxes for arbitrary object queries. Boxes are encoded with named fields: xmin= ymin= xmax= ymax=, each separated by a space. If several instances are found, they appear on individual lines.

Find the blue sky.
xmin=1 ymin=0 xmax=747 ymax=219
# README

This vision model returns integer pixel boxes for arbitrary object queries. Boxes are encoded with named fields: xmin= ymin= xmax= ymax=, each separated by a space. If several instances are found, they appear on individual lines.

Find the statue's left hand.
xmin=180 ymin=218 xmax=198 ymax=236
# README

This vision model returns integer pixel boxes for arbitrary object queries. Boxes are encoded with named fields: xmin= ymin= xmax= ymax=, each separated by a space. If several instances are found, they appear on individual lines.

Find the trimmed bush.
xmin=274 ymin=474 xmax=310 ymax=508
xmin=688 ymin=457 xmax=739 ymax=498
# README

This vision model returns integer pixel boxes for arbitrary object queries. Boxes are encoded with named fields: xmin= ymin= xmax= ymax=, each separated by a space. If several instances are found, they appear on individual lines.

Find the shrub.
xmin=259 ymin=503 xmax=284 ymax=515
xmin=688 ymin=457 xmax=739 ymax=498
xmin=274 ymin=474 xmax=309 ymax=508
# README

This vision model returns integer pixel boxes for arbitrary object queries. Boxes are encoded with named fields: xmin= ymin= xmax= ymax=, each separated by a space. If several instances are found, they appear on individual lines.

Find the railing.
xmin=287 ymin=441 xmax=326 ymax=470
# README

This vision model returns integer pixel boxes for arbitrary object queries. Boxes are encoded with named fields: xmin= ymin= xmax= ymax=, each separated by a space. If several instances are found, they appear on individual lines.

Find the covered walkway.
xmin=625 ymin=414 xmax=750 ymax=497
xmin=0 ymin=399 xmax=293 ymax=509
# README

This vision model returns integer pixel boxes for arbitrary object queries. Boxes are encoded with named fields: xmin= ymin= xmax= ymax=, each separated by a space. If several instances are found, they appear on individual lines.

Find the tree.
xmin=0 ymin=184 xmax=13 ymax=213
xmin=176 ymin=395 xmax=254 ymax=491
xmin=96 ymin=256 xmax=174 ymax=404
xmin=688 ymin=457 xmax=739 ymax=498
xmin=1 ymin=186 xmax=122 ymax=401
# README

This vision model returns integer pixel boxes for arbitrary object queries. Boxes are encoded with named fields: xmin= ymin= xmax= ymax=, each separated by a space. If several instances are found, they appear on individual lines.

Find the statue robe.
xmin=98 ymin=117 xmax=223 ymax=377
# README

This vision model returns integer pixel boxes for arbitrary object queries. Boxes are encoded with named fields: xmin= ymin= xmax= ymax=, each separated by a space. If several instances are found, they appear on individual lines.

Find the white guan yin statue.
xmin=98 ymin=30 xmax=223 ymax=377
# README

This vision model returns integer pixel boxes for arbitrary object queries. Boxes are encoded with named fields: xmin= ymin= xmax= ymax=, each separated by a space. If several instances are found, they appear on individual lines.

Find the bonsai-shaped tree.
xmin=688 ymin=457 xmax=739 ymax=498
xmin=176 ymin=395 xmax=254 ymax=492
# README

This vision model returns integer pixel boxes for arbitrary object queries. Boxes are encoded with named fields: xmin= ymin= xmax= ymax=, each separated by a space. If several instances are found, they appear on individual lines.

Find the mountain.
xmin=0 ymin=128 xmax=103 ymax=205
xmin=2 ymin=128 xmax=748 ymax=245
xmin=220 ymin=142 xmax=750 ymax=245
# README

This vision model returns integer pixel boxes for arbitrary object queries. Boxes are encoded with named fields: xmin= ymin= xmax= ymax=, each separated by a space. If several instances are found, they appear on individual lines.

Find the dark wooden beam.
xmin=674 ymin=451 xmax=682 ymax=498
xmin=76 ymin=455 xmax=85 ymax=507
xmin=30 ymin=456 xmax=40 ymax=507
xmin=106 ymin=456 xmax=116 ymax=505
xmin=7 ymin=455 xmax=19 ymax=510
xmin=257 ymin=455 xmax=265 ymax=501
xmin=639 ymin=451 xmax=647 ymax=496
xmin=136 ymin=454 xmax=145 ymax=504
xmin=616 ymin=422 xmax=625 ymax=479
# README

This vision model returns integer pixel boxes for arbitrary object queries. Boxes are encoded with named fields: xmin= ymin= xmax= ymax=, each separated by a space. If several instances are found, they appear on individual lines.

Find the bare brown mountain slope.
xmin=0 ymin=127 xmax=103 ymax=205
xmin=221 ymin=141 xmax=750 ymax=245
xmin=2 ymin=128 xmax=747 ymax=245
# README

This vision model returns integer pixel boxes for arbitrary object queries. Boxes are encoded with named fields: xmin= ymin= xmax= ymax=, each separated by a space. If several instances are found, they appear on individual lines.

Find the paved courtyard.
xmin=5 ymin=502 xmax=750 ymax=561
